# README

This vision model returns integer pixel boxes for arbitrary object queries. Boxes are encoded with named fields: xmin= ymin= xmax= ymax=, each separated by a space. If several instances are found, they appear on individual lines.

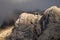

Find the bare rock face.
xmin=44 ymin=6 xmax=60 ymax=23
xmin=7 ymin=13 xmax=43 ymax=40
xmin=38 ymin=6 xmax=60 ymax=40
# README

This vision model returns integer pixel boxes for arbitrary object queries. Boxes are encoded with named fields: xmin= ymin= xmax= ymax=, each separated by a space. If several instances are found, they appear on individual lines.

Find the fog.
xmin=0 ymin=0 xmax=60 ymax=26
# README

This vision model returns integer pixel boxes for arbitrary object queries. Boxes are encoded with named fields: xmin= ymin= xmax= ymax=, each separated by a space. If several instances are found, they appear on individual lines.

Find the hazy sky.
xmin=0 ymin=0 xmax=60 ymax=11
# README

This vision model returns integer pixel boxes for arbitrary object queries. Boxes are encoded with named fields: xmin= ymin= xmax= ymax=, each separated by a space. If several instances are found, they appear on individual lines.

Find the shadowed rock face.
xmin=6 ymin=13 xmax=44 ymax=40
xmin=38 ymin=6 xmax=60 ymax=40
xmin=6 ymin=12 xmax=49 ymax=40
xmin=38 ymin=23 xmax=60 ymax=40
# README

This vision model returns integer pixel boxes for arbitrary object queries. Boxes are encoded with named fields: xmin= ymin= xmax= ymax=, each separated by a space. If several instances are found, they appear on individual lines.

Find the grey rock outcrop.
xmin=7 ymin=12 xmax=43 ymax=40
xmin=39 ymin=6 xmax=60 ymax=40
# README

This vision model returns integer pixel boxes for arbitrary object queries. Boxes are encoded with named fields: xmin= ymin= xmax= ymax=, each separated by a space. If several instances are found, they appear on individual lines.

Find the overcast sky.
xmin=0 ymin=0 xmax=60 ymax=11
